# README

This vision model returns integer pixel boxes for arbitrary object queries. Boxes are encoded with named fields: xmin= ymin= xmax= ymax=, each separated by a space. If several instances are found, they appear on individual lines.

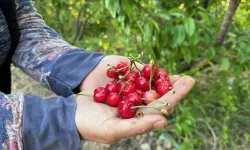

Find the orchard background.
xmin=15 ymin=0 xmax=250 ymax=149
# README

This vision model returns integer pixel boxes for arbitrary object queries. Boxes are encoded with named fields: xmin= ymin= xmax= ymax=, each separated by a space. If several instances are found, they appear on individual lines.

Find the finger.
xmin=139 ymin=76 xmax=195 ymax=115
xmin=170 ymin=75 xmax=180 ymax=84
xmin=160 ymin=76 xmax=195 ymax=106
xmin=168 ymin=107 xmax=175 ymax=114
xmin=111 ymin=115 xmax=167 ymax=140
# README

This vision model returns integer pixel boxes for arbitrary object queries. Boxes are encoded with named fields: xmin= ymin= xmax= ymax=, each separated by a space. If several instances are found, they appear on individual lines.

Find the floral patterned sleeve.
xmin=12 ymin=0 xmax=105 ymax=97
xmin=0 ymin=92 xmax=81 ymax=150
xmin=0 ymin=92 xmax=23 ymax=150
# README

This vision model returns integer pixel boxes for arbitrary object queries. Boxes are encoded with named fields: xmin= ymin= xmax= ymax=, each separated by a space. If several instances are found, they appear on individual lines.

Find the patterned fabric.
xmin=0 ymin=0 xmax=105 ymax=149
xmin=12 ymin=0 xmax=77 ymax=90
xmin=0 ymin=0 xmax=76 ymax=149
xmin=0 ymin=93 xmax=23 ymax=150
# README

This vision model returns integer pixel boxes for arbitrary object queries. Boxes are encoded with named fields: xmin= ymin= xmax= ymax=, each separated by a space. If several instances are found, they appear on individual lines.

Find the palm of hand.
xmin=75 ymin=96 xmax=118 ymax=144
xmin=75 ymin=55 xmax=195 ymax=144
xmin=75 ymin=95 xmax=168 ymax=144
xmin=79 ymin=55 xmax=129 ymax=91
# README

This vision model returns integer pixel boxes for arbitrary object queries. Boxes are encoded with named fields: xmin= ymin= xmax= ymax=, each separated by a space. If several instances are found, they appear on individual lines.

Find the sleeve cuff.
xmin=22 ymin=95 xmax=81 ymax=150
xmin=47 ymin=49 xmax=105 ymax=97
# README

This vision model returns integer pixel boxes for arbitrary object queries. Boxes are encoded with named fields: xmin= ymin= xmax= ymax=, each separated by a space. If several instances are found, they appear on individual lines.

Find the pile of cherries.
xmin=93 ymin=59 xmax=174 ymax=119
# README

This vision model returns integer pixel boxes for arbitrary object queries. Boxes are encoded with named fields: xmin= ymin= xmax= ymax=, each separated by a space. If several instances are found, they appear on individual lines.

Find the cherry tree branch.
xmin=216 ymin=0 xmax=241 ymax=46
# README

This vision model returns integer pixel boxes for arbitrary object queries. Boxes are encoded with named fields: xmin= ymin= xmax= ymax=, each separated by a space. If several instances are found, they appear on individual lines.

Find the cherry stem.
xmin=171 ymin=88 xmax=176 ymax=93
xmin=137 ymin=112 xmax=145 ymax=117
xmin=74 ymin=92 xmax=93 ymax=97
xmin=107 ymin=64 xmax=116 ymax=79
xmin=129 ymin=54 xmax=145 ymax=65
xmin=131 ymin=60 xmax=142 ymax=75
xmin=162 ymin=102 xmax=171 ymax=107
xmin=118 ymin=78 xmax=133 ymax=95
xmin=132 ymin=105 xmax=169 ymax=115
xmin=116 ymin=65 xmax=129 ymax=72
xmin=138 ymin=108 xmax=169 ymax=116
xmin=161 ymin=109 xmax=169 ymax=116
xmin=131 ymin=105 xmax=161 ymax=111
xmin=140 ymin=98 xmax=157 ymax=101
xmin=153 ymin=72 xmax=160 ymax=80
xmin=140 ymin=98 xmax=170 ymax=106
xmin=149 ymin=61 xmax=153 ymax=92
xmin=107 ymin=64 xmax=120 ymax=73
xmin=122 ymin=66 xmax=135 ymax=79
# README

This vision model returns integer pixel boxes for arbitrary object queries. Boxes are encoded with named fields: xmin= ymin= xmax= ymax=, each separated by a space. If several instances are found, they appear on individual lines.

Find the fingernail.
xmin=153 ymin=119 xmax=167 ymax=129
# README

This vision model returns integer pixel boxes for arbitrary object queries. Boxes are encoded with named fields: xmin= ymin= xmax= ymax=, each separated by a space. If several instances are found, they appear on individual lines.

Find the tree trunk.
xmin=216 ymin=0 xmax=241 ymax=46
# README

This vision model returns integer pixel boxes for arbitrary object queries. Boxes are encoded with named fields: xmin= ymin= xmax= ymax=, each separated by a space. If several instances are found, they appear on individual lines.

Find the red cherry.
xmin=117 ymin=81 xmax=125 ymax=92
xmin=157 ymin=82 xmax=170 ymax=96
xmin=136 ymin=76 xmax=150 ymax=90
xmin=93 ymin=87 xmax=109 ymax=103
xmin=136 ymin=89 xmax=145 ymax=97
xmin=107 ymin=66 xmax=119 ymax=79
xmin=125 ymin=92 xmax=142 ymax=106
xmin=168 ymin=82 xmax=174 ymax=90
xmin=107 ymin=92 xmax=122 ymax=107
xmin=120 ymin=82 xmax=136 ymax=96
xmin=153 ymin=76 xmax=168 ymax=87
xmin=142 ymin=90 xmax=158 ymax=105
xmin=142 ymin=64 xmax=158 ymax=79
xmin=125 ymin=70 xmax=139 ymax=83
xmin=163 ymin=78 xmax=173 ymax=90
xmin=158 ymin=68 xmax=168 ymax=77
xmin=116 ymin=62 xmax=129 ymax=75
xmin=118 ymin=101 xmax=136 ymax=119
xmin=105 ymin=80 xmax=118 ymax=92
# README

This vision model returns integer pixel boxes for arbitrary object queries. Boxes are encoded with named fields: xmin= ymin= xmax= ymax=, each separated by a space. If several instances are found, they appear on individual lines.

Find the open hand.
xmin=79 ymin=55 xmax=139 ymax=91
xmin=75 ymin=59 xmax=195 ymax=144
xmin=75 ymin=94 xmax=167 ymax=144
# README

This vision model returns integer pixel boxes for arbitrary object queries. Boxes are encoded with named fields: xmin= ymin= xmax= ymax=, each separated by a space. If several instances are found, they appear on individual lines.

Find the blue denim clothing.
xmin=0 ymin=0 xmax=105 ymax=149
xmin=22 ymin=95 xmax=81 ymax=150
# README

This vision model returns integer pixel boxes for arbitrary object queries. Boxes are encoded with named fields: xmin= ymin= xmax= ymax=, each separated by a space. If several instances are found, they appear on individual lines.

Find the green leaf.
xmin=220 ymin=57 xmax=230 ymax=70
xmin=124 ymin=26 xmax=131 ymax=35
xmin=190 ymin=33 xmax=199 ymax=46
xmin=106 ymin=0 xmax=119 ymax=18
xmin=117 ymin=15 xmax=125 ymax=27
xmin=184 ymin=18 xmax=195 ymax=37
xmin=179 ymin=138 xmax=193 ymax=150
xmin=228 ymin=32 xmax=237 ymax=38
xmin=174 ymin=25 xmax=186 ymax=46
xmin=121 ymin=0 xmax=133 ymax=18
xmin=239 ymin=36 xmax=249 ymax=42
xmin=239 ymin=42 xmax=247 ymax=49
xmin=158 ymin=13 xmax=171 ymax=20
xmin=144 ymin=23 xmax=152 ymax=42
xmin=105 ymin=0 xmax=110 ymax=8
xmin=153 ymin=21 xmax=160 ymax=31
xmin=181 ymin=46 xmax=192 ymax=63
xmin=175 ymin=123 xmax=182 ymax=134
xmin=170 ymin=12 xmax=185 ymax=17
xmin=208 ymin=47 xmax=215 ymax=59
xmin=198 ymin=11 xmax=210 ymax=23
xmin=238 ymin=50 xmax=247 ymax=64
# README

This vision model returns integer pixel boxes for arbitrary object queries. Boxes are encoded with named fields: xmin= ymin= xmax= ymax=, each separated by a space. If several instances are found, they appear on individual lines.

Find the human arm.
xmin=12 ymin=0 xmax=105 ymax=97
xmin=0 ymin=92 xmax=81 ymax=150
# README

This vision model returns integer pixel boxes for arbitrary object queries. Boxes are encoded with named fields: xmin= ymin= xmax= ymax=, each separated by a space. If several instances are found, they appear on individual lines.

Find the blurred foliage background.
xmin=34 ymin=0 xmax=250 ymax=149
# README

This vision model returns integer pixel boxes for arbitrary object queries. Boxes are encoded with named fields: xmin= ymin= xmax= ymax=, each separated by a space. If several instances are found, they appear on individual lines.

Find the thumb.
xmin=112 ymin=115 xmax=167 ymax=140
